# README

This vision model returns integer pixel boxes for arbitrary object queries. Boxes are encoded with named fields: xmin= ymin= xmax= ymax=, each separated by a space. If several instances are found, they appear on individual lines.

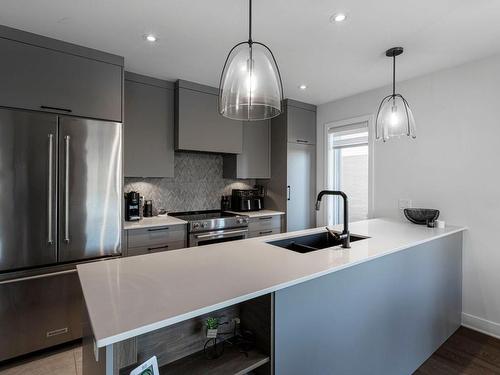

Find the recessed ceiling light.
xmin=330 ymin=13 xmax=347 ymax=23
xmin=299 ymin=84 xmax=307 ymax=90
xmin=145 ymin=34 xmax=157 ymax=42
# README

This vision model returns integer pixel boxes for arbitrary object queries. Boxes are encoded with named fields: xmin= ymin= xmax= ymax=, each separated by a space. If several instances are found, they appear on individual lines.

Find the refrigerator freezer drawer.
xmin=0 ymin=270 xmax=82 ymax=361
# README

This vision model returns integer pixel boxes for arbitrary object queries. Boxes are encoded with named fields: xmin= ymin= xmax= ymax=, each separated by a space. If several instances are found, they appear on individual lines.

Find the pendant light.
xmin=218 ymin=0 xmax=284 ymax=121
xmin=375 ymin=47 xmax=416 ymax=142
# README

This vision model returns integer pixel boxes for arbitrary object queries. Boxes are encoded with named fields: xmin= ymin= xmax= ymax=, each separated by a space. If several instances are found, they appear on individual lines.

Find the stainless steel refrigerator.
xmin=0 ymin=108 xmax=122 ymax=361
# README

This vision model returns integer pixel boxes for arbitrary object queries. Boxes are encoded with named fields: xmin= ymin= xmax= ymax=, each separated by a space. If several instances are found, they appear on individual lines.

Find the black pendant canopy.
xmin=218 ymin=0 xmax=284 ymax=121
xmin=375 ymin=47 xmax=416 ymax=142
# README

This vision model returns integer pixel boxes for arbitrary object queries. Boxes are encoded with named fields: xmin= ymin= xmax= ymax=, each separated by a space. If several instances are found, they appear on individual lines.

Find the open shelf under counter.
xmin=159 ymin=345 xmax=270 ymax=375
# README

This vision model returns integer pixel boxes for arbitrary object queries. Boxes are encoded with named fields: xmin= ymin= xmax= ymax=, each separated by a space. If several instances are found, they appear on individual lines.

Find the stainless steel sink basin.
xmin=267 ymin=231 xmax=369 ymax=253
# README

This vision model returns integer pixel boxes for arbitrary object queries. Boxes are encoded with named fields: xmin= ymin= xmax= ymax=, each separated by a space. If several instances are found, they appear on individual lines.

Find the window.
xmin=327 ymin=122 xmax=370 ymax=225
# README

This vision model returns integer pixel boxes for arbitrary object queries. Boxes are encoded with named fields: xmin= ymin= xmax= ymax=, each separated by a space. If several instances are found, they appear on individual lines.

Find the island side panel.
xmin=274 ymin=232 xmax=462 ymax=375
xmin=82 ymin=304 xmax=115 ymax=375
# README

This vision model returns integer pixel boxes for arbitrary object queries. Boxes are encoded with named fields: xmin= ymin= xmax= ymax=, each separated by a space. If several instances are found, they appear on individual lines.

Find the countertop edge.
xmin=123 ymin=218 xmax=188 ymax=230
xmin=91 ymin=225 xmax=466 ymax=347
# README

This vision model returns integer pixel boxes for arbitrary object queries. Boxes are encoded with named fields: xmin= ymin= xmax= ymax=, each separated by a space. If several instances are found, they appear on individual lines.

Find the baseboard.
xmin=462 ymin=312 xmax=500 ymax=339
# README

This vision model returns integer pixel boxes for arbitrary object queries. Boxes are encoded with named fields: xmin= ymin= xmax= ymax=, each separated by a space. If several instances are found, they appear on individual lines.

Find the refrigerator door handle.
xmin=47 ymin=134 xmax=54 ymax=244
xmin=64 ymin=135 xmax=70 ymax=243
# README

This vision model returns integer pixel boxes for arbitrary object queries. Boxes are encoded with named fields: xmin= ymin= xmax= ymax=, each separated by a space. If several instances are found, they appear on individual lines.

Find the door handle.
xmin=147 ymin=227 xmax=169 ymax=232
xmin=40 ymin=105 xmax=72 ymax=113
xmin=287 ymin=186 xmax=291 ymax=201
xmin=147 ymin=245 xmax=169 ymax=251
xmin=195 ymin=229 xmax=248 ymax=239
xmin=47 ymin=134 xmax=54 ymax=245
xmin=64 ymin=135 xmax=70 ymax=243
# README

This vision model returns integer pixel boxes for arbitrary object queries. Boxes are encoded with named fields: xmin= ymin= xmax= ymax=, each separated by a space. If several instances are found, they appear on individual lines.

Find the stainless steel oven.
xmin=168 ymin=210 xmax=250 ymax=248
xmin=189 ymin=228 xmax=248 ymax=247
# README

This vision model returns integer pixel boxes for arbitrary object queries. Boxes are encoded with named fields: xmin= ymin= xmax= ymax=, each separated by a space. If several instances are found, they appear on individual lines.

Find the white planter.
xmin=206 ymin=328 xmax=218 ymax=339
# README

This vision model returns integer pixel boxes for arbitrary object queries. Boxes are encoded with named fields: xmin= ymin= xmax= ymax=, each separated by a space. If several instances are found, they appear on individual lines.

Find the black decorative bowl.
xmin=404 ymin=208 xmax=440 ymax=226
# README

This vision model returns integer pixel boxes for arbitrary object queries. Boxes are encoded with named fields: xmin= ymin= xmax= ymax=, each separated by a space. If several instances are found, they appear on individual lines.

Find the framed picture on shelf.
xmin=129 ymin=356 xmax=160 ymax=375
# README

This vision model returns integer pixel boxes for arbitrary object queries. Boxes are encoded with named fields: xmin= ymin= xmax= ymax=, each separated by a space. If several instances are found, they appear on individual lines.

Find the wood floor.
xmin=0 ymin=327 xmax=498 ymax=374
xmin=415 ymin=327 xmax=500 ymax=374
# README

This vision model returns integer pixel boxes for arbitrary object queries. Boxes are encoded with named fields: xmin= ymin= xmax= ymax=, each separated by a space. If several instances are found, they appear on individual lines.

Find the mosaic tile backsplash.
xmin=124 ymin=152 xmax=255 ymax=212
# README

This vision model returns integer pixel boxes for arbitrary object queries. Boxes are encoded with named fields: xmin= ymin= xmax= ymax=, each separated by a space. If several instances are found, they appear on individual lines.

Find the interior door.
xmin=287 ymin=143 xmax=316 ymax=232
xmin=58 ymin=117 xmax=122 ymax=262
xmin=0 ymin=108 xmax=58 ymax=271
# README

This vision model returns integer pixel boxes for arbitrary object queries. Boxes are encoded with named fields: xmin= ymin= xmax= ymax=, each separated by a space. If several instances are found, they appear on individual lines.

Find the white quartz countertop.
xmin=123 ymin=215 xmax=187 ymax=230
xmin=78 ymin=218 xmax=466 ymax=348
xmin=226 ymin=209 xmax=285 ymax=218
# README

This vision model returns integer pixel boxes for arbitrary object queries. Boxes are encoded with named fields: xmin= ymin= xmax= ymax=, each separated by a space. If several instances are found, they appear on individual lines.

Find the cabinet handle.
xmin=47 ymin=134 xmax=54 ymax=245
xmin=259 ymin=230 xmax=273 ymax=235
xmin=296 ymin=139 xmax=309 ymax=143
xmin=147 ymin=245 xmax=169 ymax=251
xmin=287 ymin=186 xmax=291 ymax=201
xmin=63 ymin=135 xmax=70 ymax=243
xmin=40 ymin=105 xmax=72 ymax=113
xmin=148 ymin=227 xmax=169 ymax=232
xmin=259 ymin=217 xmax=273 ymax=221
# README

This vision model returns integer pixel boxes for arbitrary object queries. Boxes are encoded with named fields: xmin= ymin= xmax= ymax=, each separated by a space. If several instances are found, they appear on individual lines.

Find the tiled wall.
xmin=124 ymin=152 xmax=255 ymax=212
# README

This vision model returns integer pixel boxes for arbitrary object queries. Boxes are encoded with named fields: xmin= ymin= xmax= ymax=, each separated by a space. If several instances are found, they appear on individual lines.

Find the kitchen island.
xmin=78 ymin=218 xmax=465 ymax=375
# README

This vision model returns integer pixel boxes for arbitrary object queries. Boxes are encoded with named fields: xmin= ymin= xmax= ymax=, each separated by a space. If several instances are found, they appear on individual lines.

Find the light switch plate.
xmin=398 ymin=199 xmax=412 ymax=210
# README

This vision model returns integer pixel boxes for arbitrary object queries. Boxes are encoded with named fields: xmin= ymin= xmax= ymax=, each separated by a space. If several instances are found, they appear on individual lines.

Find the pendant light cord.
xmin=392 ymin=55 xmax=396 ymax=96
xmin=248 ymin=0 xmax=253 ymax=43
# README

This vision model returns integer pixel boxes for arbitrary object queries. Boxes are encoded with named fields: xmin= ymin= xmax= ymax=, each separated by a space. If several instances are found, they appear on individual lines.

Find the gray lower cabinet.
xmin=248 ymin=215 xmax=283 ymax=238
xmin=0 ymin=30 xmax=123 ymax=122
xmin=258 ymin=99 xmax=317 ymax=232
xmin=124 ymin=72 xmax=175 ymax=177
xmin=175 ymin=80 xmax=243 ymax=154
xmin=125 ymin=225 xmax=187 ymax=257
xmin=223 ymin=120 xmax=271 ymax=179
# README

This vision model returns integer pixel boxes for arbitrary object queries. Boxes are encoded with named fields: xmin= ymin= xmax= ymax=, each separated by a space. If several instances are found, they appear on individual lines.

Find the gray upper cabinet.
xmin=124 ymin=72 xmax=174 ymax=177
xmin=0 ymin=26 xmax=123 ymax=122
xmin=223 ymin=120 xmax=271 ymax=179
xmin=175 ymin=80 xmax=243 ymax=154
xmin=286 ymin=100 xmax=317 ymax=145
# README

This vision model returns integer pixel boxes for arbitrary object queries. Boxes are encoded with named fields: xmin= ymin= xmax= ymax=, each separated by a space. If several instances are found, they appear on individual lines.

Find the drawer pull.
xmin=147 ymin=227 xmax=169 ymax=232
xmin=40 ymin=105 xmax=72 ymax=113
xmin=147 ymin=245 xmax=169 ymax=251
xmin=260 ymin=230 xmax=273 ymax=235
xmin=296 ymin=139 xmax=309 ymax=143
xmin=258 ymin=216 xmax=273 ymax=220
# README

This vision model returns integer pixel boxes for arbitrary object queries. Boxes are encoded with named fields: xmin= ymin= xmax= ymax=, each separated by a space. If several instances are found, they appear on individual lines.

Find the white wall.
xmin=316 ymin=53 xmax=500 ymax=338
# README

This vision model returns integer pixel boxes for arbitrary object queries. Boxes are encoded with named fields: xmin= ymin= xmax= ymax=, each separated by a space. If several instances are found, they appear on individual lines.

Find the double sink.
xmin=268 ymin=231 xmax=368 ymax=254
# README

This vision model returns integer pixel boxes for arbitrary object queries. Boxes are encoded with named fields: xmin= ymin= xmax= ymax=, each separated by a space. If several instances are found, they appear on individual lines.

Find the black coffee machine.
xmin=125 ymin=191 xmax=141 ymax=221
xmin=231 ymin=189 xmax=263 ymax=212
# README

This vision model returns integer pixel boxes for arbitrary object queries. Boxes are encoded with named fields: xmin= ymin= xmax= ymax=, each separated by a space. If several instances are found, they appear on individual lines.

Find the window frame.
xmin=321 ymin=115 xmax=375 ymax=226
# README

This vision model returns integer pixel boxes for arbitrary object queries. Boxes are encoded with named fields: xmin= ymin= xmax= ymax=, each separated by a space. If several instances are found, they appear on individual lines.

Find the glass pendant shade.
xmin=375 ymin=94 xmax=416 ymax=142
xmin=218 ymin=0 xmax=284 ymax=121
xmin=375 ymin=47 xmax=416 ymax=142
xmin=219 ymin=42 xmax=283 ymax=121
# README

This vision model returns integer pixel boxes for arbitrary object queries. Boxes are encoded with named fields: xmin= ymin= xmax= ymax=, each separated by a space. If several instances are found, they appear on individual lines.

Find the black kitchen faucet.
xmin=315 ymin=190 xmax=350 ymax=248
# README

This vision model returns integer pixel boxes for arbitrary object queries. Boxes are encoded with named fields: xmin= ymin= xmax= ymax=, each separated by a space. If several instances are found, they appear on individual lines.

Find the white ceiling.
xmin=1 ymin=0 xmax=500 ymax=105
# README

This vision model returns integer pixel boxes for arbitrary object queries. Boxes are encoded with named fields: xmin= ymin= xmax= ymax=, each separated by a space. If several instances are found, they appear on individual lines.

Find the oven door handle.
xmin=195 ymin=229 xmax=248 ymax=239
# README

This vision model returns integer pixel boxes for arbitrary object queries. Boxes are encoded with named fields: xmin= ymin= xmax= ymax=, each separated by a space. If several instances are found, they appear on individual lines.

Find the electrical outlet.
xmin=398 ymin=199 xmax=412 ymax=210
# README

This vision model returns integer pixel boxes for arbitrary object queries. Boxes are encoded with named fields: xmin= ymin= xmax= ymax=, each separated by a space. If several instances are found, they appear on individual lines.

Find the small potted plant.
xmin=205 ymin=317 xmax=219 ymax=339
